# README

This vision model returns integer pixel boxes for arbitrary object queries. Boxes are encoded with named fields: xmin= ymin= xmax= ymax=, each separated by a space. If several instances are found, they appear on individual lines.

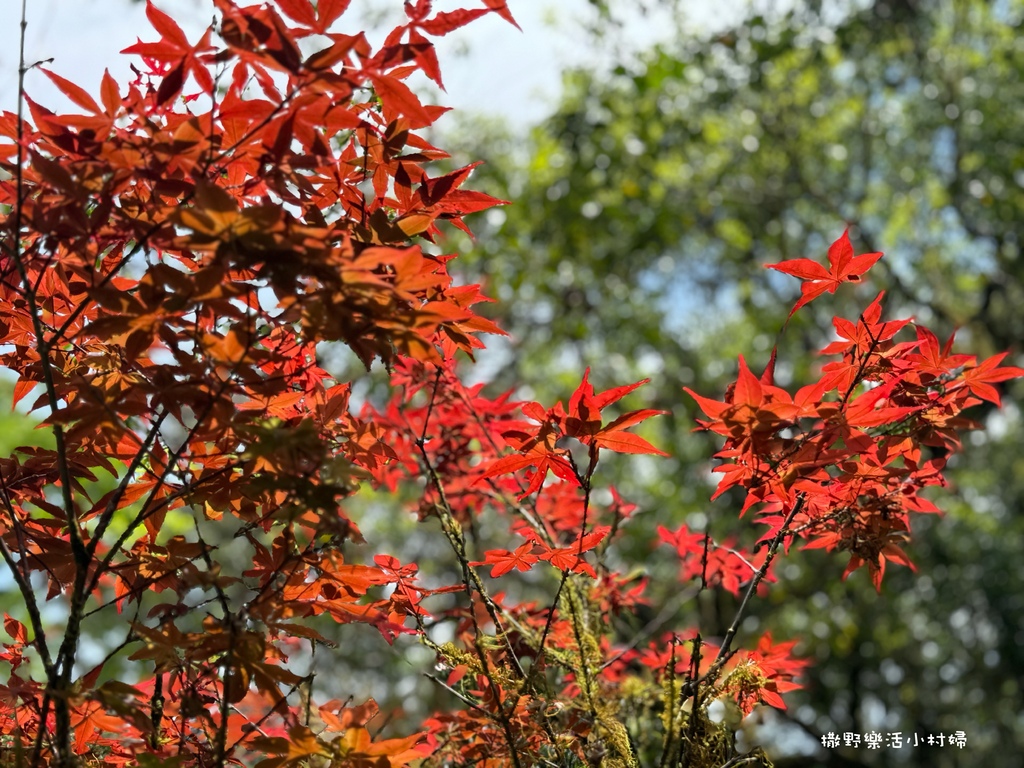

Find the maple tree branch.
xmin=86 ymin=408 xmax=171 ymax=556
xmin=91 ymin=375 xmax=234 ymax=587
xmin=562 ymin=457 xmax=641 ymax=766
xmin=719 ymin=756 xmax=768 ymax=768
xmin=700 ymin=531 xmax=711 ymax=589
xmin=87 ymin=462 xmax=236 ymax=608
xmin=564 ymin=581 xmax=598 ymax=693
xmin=596 ymin=496 xmax=625 ymax=565
xmin=79 ymin=621 xmax=141 ymax=683
xmin=29 ymin=693 xmax=53 ymax=768
xmin=715 ymin=543 xmax=757 ymax=575
xmin=683 ymin=634 xmax=705 ymax=761
xmin=12 ymin=0 xmax=26 ymax=266
xmin=658 ymin=634 xmax=682 ymax=768
xmin=528 ymin=455 xmax=597 ymax=691
xmin=52 ymin=232 xmax=162 ymax=348
xmin=419 ymin=454 xmax=528 ymax=733
xmin=91 ymin=466 xmax=220 ymax=593
xmin=242 ymin=528 xmax=312 ymax=616
xmin=531 ymin=571 xmax=568 ymax=680
xmin=423 ymin=673 xmax=489 ymax=715
xmin=552 ymin=465 xmax=601 ymax=709
xmin=150 ymin=670 xmax=164 ymax=750
xmin=193 ymin=515 xmax=232 ymax=617
xmin=0 ymin=535 xmax=54 ymax=678
xmin=214 ymin=629 xmax=235 ymax=767
xmin=412 ymin=372 xmax=526 ymax=678
xmin=701 ymin=496 xmax=805 ymax=689
xmin=9 ymin=15 xmax=85 ymax=575
xmin=0 ymin=465 xmax=33 ymax=578
xmin=11 ymin=3 xmax=85 ymax=763
xmin=226 ymin=675 xmax=311 ymax=754
xmin=411 ymin=376 xmax=526 ymax=768
xmin=211 ymin=83 xmax=303 ymax=171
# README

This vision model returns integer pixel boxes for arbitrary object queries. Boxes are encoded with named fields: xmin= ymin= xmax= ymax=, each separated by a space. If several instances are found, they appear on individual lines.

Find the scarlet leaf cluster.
xmin=685 ymin=234 xmax=1023 ymax=590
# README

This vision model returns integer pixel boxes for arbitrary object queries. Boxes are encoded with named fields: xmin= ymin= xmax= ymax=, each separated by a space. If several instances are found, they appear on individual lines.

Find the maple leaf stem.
xmin=839 ymin=309 xmax=885 ymax=409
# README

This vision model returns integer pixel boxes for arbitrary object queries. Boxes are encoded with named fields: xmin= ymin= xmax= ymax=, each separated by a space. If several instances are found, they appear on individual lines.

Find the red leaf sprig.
xmin=767 ymin=229 xmax=883 ymax=319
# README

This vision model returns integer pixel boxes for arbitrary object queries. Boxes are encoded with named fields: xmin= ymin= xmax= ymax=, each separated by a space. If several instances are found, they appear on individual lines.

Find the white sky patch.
xmin=0 ymin=1 xmax=727 ymax=128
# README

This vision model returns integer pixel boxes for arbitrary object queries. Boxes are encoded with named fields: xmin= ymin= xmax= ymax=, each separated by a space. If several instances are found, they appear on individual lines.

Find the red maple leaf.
xmin=470 ymin=542 xmax=539 ymax=578
xmin=537 ymin=526 xmax=610 ymax=577
xmin=767 ymin=229 xmax=883 ymax=318
xmin=955 ymin=352 xmax=1024 ymax=406
xmin=563 ymin=368 xmax=665 ymax=452
xmin=121 ymin=0 xmax=215 ymax=104
xmin=479 ymin=420 xmax=578 ymax=497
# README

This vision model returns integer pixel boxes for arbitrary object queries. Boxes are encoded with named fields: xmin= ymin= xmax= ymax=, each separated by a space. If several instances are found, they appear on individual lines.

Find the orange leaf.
xmin=40 ymin=69 xmax=101 ymax=114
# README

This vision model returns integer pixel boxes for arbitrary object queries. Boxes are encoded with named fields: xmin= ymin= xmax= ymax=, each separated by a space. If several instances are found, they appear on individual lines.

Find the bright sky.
xmin=0 ymin=0 xmax=732 ymax=128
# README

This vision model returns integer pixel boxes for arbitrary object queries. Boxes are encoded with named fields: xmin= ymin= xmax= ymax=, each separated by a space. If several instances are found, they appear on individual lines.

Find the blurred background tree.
xmin=437 ymin=0 xmax=1024 ymax=765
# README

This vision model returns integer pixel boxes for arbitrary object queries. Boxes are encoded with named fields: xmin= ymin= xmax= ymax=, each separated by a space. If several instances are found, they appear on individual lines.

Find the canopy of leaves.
xmin=0 ymin=1 xmax=1020 ymax=767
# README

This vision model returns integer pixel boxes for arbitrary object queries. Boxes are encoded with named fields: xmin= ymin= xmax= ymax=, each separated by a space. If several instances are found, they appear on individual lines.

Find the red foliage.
xmin=687 ymin=235 xmax=1021 ymax=590
xmin=0 ymin=2 xmax=1019 ymax=767
xmin=767 ymin=228 xmax=883 ymax=318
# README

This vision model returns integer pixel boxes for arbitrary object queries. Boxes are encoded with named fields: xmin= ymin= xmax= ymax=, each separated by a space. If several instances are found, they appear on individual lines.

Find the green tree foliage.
xmin=448 ymin=0 xmax=1024 ymax=764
